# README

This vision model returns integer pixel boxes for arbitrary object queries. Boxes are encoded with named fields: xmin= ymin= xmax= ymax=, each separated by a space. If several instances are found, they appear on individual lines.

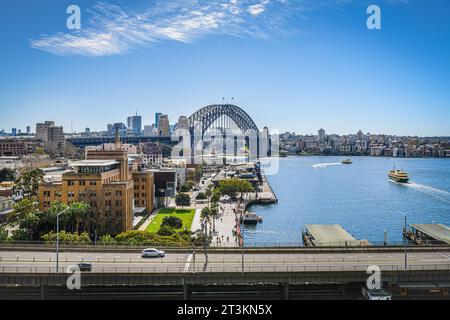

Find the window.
xmin=68 ymin=180 xmax=75 ymax=186
xmin=116 ymin=191 xmax=122 ymax=197
xmin=79 ymin=180 xmax=86 ymax=186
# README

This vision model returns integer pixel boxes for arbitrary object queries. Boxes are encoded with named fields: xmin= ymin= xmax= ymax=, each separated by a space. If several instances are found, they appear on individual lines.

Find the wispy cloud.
xmin=30 ymin=0 xmax=298 ymax=57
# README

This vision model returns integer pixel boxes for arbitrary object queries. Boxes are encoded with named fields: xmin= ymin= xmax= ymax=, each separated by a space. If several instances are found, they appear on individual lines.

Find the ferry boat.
xmin=388 ymin=169 xmax=409 ymax=183
xmin=341 ymin=159 xmax=353 ymax=164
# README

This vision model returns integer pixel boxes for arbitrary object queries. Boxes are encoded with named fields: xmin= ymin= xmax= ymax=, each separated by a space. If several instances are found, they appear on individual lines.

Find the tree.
xmin=175 ymin=193 xmax=191 ymax=210
xmin=0 ymin=168 xmax=15 ymax=182
xmin=196 ymin=192 xmax=207 ymax=201
xmin=19 ymin=213 xmax=40 ymax=238
xmin=217 ymin=179 xmax=253 ymax=201
xmin=46 ymin=201 xmax=69 ymax=232
xmin=68 ymin=202 xmax=92 ymax=233
xmin=0 ymin=227 xmax=8 ymax=241
xmin=194 ymin=165 xmax=203 ymax=182
xmin=14 ymin=168 xmax=44 ymax=198
xmin=10 ymin=198 xmax=38 ymax=223
xmin=161 ymin=216 xmax=183 ymax=229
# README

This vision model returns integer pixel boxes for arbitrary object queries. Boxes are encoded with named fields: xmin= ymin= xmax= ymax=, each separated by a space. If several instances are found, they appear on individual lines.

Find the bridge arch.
xmin=188 ymin=104 xmax=259 ymax=136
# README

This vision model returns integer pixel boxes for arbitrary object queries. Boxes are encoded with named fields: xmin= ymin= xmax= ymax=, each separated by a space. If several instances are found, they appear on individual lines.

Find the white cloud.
xmin=30 ymin=0 xmax=296 ymax=57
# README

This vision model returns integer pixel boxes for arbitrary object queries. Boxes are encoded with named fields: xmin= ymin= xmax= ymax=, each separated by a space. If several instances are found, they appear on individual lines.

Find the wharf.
xmin=303 ymin=224 xmax=370 ymax=247
xmin=406 ymin=224 xmax=450 ymax=245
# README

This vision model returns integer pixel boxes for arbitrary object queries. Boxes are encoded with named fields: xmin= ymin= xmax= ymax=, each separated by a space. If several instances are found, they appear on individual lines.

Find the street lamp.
xmin=56 ymin=207 xmax=70 ymax=274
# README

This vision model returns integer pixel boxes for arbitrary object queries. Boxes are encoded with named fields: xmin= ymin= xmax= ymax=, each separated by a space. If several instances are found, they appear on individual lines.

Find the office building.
xmin=127 ymin=114 xmax=142 ymax=135
xmin=157 ymin=114 xmax=170 ymax=136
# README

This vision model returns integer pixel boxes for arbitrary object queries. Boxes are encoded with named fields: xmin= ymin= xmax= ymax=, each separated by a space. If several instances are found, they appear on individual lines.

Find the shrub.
xmin=157 ymin=225 xmax=175 ymax=236
xmin=161 ymin=216 xmax=183 ymax=229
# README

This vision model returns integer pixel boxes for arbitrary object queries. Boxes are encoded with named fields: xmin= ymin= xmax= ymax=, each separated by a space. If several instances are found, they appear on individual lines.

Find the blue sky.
xmin=0 ymin=0 xmax=449 ymax=136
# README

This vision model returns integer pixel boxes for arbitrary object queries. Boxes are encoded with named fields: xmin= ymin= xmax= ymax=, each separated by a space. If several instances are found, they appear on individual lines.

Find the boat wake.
xmin=391 ymin=180 xmax=450 ymax=205
xmin=312 ymin=162 xmax=342 ymax=168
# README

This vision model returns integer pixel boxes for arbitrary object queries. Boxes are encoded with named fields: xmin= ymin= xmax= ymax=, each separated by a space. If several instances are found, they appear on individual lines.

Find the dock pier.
xmin=302 ymin=224 xmax=371 ymax=247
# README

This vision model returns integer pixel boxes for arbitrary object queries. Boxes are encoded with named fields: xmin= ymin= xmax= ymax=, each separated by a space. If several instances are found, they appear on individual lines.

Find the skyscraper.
xmin=157 ymin=114 xmax=170 ymax=136
xmin=318 ymin=128 xmax=326 ymax=143
xmin=155 ymin=113 xmax=162 ymax=129
xmin=176 ymin=116 xmax=189 ymax=130
xmin=127 ymin=114 xmax=142 ymax=135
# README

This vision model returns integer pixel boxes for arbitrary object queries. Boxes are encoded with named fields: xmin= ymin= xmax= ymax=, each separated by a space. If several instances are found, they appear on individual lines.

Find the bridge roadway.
xmin=1 ymin=249 xmax=449 ymax=274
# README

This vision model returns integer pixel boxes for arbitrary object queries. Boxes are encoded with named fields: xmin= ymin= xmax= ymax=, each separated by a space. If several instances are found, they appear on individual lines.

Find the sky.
xmin=0 ymin=0 xmax=449 ymax=136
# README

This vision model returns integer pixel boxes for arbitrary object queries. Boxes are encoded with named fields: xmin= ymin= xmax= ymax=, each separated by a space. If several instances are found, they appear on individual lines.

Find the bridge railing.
xmin=1 ymin=263 xmax=449 ymax=274
xmin=0 ymin=240 xmax=448 ymax=250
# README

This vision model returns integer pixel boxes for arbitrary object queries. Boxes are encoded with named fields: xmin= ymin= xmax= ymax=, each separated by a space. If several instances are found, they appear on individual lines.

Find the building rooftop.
xmin=410 ymin=224 xmax=450 ymax=245
xmin=305 ymin=224 xmax=370 ymax=247
xmin=70 ymin=160 xmax=119 ymax=167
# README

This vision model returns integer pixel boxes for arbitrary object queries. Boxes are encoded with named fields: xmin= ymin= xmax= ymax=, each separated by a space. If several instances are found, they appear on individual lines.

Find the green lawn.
xmin=145 ymin=208 xmax=195 ymax=233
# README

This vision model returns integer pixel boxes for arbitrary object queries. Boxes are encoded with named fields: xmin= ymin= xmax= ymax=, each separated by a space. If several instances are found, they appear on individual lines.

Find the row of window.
xmin=134 ymin=193 xmax=147 ymax=198
xmin=42 ymin=190 xmax=123 ymax=197
xmin=67 ymin=180 xmax=97 ymax=186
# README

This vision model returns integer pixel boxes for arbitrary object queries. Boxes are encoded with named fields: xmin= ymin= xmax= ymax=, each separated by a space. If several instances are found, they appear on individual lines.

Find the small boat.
xmin=388 ymin=169 xmax=409 ymax=183
xmin=341 ymin=159 xmax=353 ymax=164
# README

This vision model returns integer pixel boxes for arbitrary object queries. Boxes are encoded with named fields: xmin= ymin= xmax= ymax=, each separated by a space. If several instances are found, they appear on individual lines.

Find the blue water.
xmin=245 ymin=156 xmax=450 ymax=245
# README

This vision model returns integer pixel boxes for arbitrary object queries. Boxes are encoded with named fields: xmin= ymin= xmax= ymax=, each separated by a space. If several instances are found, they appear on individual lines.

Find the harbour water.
xmin=245 ymin=156 xmax=450 ymax=245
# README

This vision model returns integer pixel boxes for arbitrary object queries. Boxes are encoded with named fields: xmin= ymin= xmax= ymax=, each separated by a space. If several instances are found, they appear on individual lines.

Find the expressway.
xmin=1 ymin=249 xmax=449 ymax=274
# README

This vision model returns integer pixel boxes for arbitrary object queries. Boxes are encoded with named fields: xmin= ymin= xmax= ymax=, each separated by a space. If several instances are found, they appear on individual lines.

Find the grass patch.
xmin=146 ymin=208 xmax=195 ymax=233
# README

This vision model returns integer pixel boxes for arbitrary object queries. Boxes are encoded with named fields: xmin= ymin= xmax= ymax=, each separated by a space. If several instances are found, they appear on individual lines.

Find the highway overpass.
xmin=0 ymin=247 xmax=449 ymax=299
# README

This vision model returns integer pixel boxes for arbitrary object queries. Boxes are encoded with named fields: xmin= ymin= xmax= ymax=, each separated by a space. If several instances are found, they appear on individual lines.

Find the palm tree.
xmin=201 ymin=207 xmax=211 ymax=236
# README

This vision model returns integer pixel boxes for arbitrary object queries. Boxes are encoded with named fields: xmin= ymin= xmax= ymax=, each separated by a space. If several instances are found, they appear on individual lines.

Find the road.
xmin=1 ymin=250 xmax=449 ymax=274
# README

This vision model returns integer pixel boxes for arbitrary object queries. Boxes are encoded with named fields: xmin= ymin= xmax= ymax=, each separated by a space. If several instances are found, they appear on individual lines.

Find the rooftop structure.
xmin=303 ymin=224 xmax=370 ymax=247
xmin=407 ymin=224 xmax=450 ymax=245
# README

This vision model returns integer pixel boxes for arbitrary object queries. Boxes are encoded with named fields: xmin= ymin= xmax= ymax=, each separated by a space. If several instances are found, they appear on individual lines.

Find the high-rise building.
xmin=11 ymin=128 xmax=17 ymax=136
xmin=176 ymin=116 xmax=189 ymax=130
xmin=318 ymin=128 xmax=326 ymax=143
xmin=127 ymin=114 xmax=142 ymax=135
xmin=157 ymin=114 xmax=170 ymax=136
xmin=26 ymin=126 xmax=31 ymax=135
xmin=107 ymin=124 xmax=113 ymax=134
xmin=36 ymin=121 xmax=65 ymax=148
xmin=155 ymin=113 xmax=162 ymax=129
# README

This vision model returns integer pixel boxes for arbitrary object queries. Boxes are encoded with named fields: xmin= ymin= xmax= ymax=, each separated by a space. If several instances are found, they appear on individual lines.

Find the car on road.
xmin=77 ymin=262 xmax=92 ymax=272
xmin=141 ymin=248 xmax=165 ymax=258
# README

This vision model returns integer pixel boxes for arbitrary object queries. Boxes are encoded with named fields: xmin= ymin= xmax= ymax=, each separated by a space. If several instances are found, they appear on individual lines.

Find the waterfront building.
xmin=38 ymin=132 xmax=154 ymax=235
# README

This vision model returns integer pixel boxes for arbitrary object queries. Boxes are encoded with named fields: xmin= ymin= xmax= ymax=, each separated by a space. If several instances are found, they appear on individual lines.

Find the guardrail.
xmin=1 ymin=263 xmax=449 ymax=274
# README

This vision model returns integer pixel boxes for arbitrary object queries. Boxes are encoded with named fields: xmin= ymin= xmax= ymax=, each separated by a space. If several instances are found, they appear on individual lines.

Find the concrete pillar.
xmin=183 ymin=283 xmax=189 ymax=300
xmin=40 ymin=285 xmax=47 ymax=300
xmin=283 ymin=283 xmax=289 ymax=300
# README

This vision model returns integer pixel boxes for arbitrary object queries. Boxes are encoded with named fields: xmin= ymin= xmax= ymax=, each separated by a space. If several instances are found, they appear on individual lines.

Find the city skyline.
xmin=1 ymin=0 xmax=450 ymax=136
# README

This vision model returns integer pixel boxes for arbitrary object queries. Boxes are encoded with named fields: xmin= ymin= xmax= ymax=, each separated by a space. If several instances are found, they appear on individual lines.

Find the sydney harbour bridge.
xmin=67 ymin=104 xmax=271 ymax=160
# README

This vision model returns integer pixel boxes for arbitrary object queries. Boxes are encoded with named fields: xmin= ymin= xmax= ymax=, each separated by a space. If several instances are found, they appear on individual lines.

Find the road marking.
xmin=438 ymin=253 xmax=450 ymax=260
xmin=184 ymin=253 xmax=193 ymax=273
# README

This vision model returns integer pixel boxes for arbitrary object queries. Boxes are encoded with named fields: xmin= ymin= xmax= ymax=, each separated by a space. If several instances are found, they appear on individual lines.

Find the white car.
xmin=141 ymin=248 xmax=165 ymax=258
